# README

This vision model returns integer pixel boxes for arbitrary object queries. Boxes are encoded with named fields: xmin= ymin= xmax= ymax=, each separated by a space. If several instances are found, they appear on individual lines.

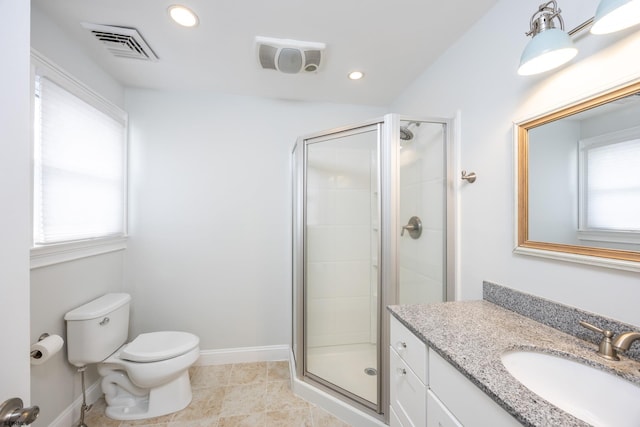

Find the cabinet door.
xmin=390 ymin=405 xmax=405 ymax=427
xmin=427 ymin=391 xmax=462 ymax=427
xmin=390 ymin=347 xmax=427 ymax=426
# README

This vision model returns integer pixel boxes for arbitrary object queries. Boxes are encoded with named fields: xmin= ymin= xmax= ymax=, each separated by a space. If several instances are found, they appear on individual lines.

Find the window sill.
xmin=30 ymin=236 xmax=128 ymax=269
xmin=577 ymin=229 xmax=640 ymax=245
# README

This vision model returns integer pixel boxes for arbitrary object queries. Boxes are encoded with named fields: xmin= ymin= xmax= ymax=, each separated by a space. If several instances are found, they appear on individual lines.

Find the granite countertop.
xmin=388 ymin=301 xmax=640 ymax=427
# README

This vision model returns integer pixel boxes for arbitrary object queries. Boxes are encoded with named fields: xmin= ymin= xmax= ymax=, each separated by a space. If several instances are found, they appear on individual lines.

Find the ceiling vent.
xmin=256 ymin=36 xmax=325 ymax=74
xmin=82 ymin=23 xmax=158 ymax=61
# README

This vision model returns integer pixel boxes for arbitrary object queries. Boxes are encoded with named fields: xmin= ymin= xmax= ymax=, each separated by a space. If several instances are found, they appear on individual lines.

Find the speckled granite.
xmin=483 ymin=281 xmax=640 ymax=361
xmin=388 ymin=301 xmax=640 ymax=427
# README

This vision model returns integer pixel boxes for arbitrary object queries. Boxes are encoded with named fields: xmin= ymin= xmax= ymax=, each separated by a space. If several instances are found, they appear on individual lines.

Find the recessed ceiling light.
xmin=168 ymin=5 xmax=199 ymax=27
xmin=348 ymin=71 xmax=364 ymax=80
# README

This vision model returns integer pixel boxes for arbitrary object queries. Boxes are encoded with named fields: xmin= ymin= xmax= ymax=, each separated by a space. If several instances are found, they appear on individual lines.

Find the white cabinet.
xmin=390 ymin=316 xmax=428 ymax=426
xmin=426 ymin=391 xmax=462 ymax=427
xmin=428 ymin=350 xmax=521 ymax=427
xmin=390 ymin=316 xmax=522 ymax=427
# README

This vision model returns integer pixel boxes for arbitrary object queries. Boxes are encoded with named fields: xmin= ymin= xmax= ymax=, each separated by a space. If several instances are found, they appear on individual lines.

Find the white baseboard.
xmin=48 ymin=380 xmax=102 ymax=427
xmin=288 ymin=351 xmax=387 ymax=427
xmin=196 ymin=344 xmax=290 ymax=366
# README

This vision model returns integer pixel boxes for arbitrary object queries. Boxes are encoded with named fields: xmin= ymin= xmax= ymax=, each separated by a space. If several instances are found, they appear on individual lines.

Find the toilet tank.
xmin=64 ymin=293 xmax=131 ymax=367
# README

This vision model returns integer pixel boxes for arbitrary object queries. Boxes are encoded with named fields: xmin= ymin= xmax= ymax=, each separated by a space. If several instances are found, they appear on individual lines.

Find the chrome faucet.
xmin=580 ymin=321 xmax=640 ymax=361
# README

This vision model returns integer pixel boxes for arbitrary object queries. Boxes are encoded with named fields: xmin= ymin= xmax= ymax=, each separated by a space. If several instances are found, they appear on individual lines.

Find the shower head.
xmin=400 ymin=126 xmax=414 ymax=141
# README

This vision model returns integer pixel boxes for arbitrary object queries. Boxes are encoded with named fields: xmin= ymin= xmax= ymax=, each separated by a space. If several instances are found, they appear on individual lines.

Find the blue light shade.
xmin=591 ymin=0 xmax=640 ymax=34
xmin=518 ymin=28 xmax=578 ymax=76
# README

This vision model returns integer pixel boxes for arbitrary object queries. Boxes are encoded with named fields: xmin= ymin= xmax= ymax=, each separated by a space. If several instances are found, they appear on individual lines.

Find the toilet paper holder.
xmin=30 ymin=333 xmax=51 ymax=360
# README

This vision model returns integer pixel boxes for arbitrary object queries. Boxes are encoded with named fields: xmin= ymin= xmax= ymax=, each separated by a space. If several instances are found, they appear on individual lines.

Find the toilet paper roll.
xmin=30 ymin=334 xmax=64 ymax=365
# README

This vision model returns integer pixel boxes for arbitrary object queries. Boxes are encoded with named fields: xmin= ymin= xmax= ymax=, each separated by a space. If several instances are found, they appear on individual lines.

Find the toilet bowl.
xmin=65 ymin=294 xmax=201 ymax=421
xmin=98 ymin=331 xmax=200 ymax=419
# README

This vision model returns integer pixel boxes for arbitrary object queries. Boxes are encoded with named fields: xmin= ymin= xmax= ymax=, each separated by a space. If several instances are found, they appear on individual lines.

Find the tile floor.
xmin=82 ymin=361 xmax=352 ymax=426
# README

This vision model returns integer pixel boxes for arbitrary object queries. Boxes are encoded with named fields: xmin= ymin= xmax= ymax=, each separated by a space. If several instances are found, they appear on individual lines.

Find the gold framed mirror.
xmin=515 ymin=79 xmax=640 ymax=270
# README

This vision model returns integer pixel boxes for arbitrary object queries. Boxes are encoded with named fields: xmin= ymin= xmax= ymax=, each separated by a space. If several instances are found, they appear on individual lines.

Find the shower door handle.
xmin=401 ymin=216 xmax=422 ymax=239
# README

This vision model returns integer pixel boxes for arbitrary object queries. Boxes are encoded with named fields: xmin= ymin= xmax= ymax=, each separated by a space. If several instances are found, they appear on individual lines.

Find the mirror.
xmin=515 ymin=79 xmax=640 ymax=270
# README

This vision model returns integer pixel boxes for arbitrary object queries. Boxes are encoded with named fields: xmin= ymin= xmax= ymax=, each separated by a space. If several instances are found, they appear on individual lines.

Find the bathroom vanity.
xmin=388 ymin=283 xmax=640 ymax=427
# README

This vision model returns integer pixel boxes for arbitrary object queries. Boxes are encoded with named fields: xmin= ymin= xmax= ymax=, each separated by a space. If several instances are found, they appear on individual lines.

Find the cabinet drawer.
xmin=390 ymin=315 xmax=428 ymax=383
xmin=390 ymin=347 xmax=427 ymax=427
xmin=427 ymin=390 xmax=462 ymax=427
xmin=428 ymin=349 xmax=521 ymax=427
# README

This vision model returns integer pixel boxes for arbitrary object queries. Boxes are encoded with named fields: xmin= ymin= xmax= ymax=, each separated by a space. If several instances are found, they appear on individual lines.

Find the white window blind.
xmin=584 ymin=138 xmax=640 ymax=231
xmin=34 ymin=76 xmax=126 ymax=245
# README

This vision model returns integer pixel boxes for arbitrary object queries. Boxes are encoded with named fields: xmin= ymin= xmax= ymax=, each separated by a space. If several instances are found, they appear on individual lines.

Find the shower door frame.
xmin=292 ymin=113 xmax=455 ymax=422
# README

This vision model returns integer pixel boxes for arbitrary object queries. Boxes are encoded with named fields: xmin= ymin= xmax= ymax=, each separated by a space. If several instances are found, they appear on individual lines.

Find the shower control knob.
xmin=400 ymin=216 xmax=422 ymax=239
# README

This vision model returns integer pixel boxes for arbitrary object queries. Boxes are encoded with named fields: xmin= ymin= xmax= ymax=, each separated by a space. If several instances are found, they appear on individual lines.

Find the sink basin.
xmin=501 ymin=350 xmax=640 ymax=427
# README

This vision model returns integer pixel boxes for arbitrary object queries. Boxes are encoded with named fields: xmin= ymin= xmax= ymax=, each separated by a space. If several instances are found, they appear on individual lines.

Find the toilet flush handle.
xmin=99 ymin=317 xmax=110 ymax=326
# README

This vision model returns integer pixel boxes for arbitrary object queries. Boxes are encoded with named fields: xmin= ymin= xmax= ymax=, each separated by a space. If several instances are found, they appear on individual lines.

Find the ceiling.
xmin=32 ymin=0 xmax=498 ymax=106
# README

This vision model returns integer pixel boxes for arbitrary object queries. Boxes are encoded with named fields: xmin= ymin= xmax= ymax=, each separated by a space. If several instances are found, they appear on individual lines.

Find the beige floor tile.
xmin=191 ymin=365 xmax=232 ymax=389
xmin=219 ymin=383 xmax=266 ymax=417
xmin=119 ymin=412 xmax=175 ymax=426
xmin=228 ymin=362 xmax=267 ymax=385
xmin=266 ymin=407 xmax=313 ymax=427
xmin=77 ymin=362 xmax=355 ymax=427
xmin=168 ymin=418 xmax=218 ymax=427
xmin=265 ymin=381 xmax=310 ymax=411
xmin=267 ymin=361 xmax=290 ymax=381
xmin=171 ymin=387 xmax=225 ymax=422
xmin=217 ymin=412 xmax=266 ymax=427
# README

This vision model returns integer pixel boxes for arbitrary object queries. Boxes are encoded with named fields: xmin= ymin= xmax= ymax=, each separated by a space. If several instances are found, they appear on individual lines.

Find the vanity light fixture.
xmin=518 ymin=1 xmax=577 ymax=76
xmin=168 ymin=5 xmax=199 ymax=27
xmin=518 ymin=0 xmax=640 ymax=75
xmin=591 ymin=0 xmax=640 ymax=34
xmin=348 ymin=71 xmax=365 ymax=80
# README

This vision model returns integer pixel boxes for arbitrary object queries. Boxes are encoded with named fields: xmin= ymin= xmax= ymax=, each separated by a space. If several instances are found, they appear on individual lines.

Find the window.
xmin=578 ymin=126 xmax=640 ymax=244
xmin=31 ymin=53 xmax=127 ymax=267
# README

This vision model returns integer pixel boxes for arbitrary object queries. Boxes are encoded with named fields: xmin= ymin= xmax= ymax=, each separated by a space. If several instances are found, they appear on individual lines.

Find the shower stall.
xmin=291 ymin=114 xmax=455 ymax=422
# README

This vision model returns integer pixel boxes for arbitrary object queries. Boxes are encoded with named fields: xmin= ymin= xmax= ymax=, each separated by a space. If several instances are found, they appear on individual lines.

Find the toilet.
xmin=64 ymin=293 xmax=200 ymax=420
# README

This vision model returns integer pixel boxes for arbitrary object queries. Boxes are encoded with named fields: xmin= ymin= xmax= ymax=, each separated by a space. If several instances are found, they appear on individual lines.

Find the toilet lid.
xmin=120 ymin=331 xmax=200 ymax=362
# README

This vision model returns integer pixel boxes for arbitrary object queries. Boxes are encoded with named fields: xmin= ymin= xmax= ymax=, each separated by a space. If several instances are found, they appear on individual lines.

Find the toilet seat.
xmin=120 ymin=331 xmax=199 ymax=362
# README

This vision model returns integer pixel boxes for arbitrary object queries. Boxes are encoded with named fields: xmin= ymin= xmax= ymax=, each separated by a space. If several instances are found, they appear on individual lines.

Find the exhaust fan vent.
xmin=256 ymin=36 xmax=325 ymax=74
xmin=82 ymin=23 xmax=158 ymax=61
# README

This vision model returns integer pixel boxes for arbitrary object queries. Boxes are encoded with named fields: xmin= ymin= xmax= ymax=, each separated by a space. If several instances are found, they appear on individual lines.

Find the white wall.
xmin=124 ymin=89 xmax=385 ymax=350
xmin=29 ymin=5 xmax=126 ymax=426
xmin=391 ymin=0 xmax=640 ymax=326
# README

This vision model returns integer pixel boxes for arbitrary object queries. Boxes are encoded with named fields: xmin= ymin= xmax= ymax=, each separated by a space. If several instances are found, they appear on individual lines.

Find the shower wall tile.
xmin=306 ymin=148 xmax=372 ymax=190
xmin=306 ymin=262 xmax=370 ymax=299
xmin=399 ymin=267 xmax=444 ymax=305
xmin=399 ymin=229 xmax=443 ymax=279
xmin=306 ymin=296 xmax=371 ymax=347
xmin=306 ymin=188 xmax=370 ymax=226
xmin=306 ymin=225 xmax=370 ymax=262
xmin=419 ymin=179 xmax=445 ymax=229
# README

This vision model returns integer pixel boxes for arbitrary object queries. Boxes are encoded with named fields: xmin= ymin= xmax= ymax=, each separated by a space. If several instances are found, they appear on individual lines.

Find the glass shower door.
xmin=304 ymin=125 xmax=380 ymax=407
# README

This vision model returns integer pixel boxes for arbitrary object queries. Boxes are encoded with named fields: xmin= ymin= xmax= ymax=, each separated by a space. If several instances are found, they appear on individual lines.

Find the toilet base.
xmin=104 ymin=371 xmax=193 ymax=420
